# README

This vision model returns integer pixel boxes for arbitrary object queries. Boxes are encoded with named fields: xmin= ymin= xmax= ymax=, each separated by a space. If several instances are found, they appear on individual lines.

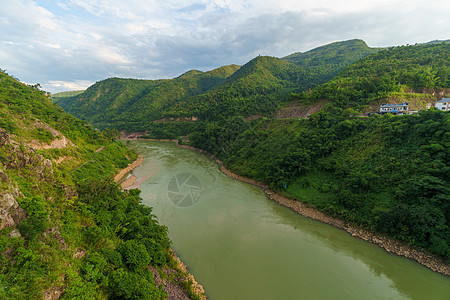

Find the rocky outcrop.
xmin=0 ymin=161 xmax=26 ymax=231
xmin=0 ymin=129 xmax=12 ymax=146
xmin=114 ymin=155 xmax=144 ymax=185
xmin=73 ymin=248 xmax=87 ymax=259
xmin=149 ymin=250 xmax=207 ymax=300
xmin=44 ymin=227 xmax=67 ymax=250
xmin=2 ymin=139 xmax=54 ymax=183
xmin=0 ymin=129 xmax=55 ymax=230
xmin=28 ymin=122 xmax=74 ymax=150
xmin=0 ymin=191 xmax=27 ymax=230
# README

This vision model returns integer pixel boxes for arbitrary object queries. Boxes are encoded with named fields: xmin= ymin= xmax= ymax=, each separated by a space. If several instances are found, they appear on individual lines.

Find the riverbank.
xmin=173 ymin=142 xmax=450 ymax=277
xmin=114 ymin=155 xmax=144 ymax=188
xmin=114 ymin=151 xmax=208 ymax=299
xmin=149 ymin=249 xmax=206 ymax=300
xmin=121 ymin=137 xmax=449 ymax=275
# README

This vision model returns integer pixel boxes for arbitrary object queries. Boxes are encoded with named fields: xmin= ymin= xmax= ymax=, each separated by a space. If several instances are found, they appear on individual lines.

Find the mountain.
xmin=51 ymin=90 xmax=84 ymax=101
xmin=424 ymin=40 xmax=450 ymax=45
xmin=0 ymin=70 xmax=192 ymax=299
xmin=187 ymin=42 xmax=450 ymax=261
xmin=282 ymin=39 xmax=380 ymax=84
xmin=56 ymin=65 xmax=241 ymax=130
xmin=298 ymin=42 xmax=450 ymax=112
xmin=57 ymin=39 xmax=381 ymax=133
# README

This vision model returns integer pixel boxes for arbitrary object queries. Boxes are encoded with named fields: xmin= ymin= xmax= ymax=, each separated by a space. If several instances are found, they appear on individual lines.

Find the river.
xmin=125 ymin=140 xmax=450 ymax=300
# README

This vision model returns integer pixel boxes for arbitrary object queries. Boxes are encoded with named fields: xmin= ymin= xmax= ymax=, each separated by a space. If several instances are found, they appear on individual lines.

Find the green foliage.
xmin=283 ymin=39 xmax=380 ymax=85
xmin=299 ymin=43 xmax=450 ymax=112
xmin=17 ymin=196 xmax=48 ymax=241
xmin=51 ymin=90 xmax=84 ymax=101
xmin=0 ymin=69 xmax=172 ymax=299
xmin=31 ymin=128 xmax=54 ymax=144
xmin=57 ymin=39 xmax=379 ymax=132
xmin=118 ymin=240 xmax=151 ymax=271
xmin=109 ymin=268 xmax=164 ymax=300
xmin=191 ymin=110 xmax=450 ymax=259
xmin=140 ymin=121 xmax=202 ymax=140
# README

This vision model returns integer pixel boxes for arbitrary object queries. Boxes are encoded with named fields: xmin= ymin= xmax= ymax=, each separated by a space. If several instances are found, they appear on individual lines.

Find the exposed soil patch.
xmin=28 ymin=122 xmax=74 ymax=150
xmin=114 ymin=155 xmax=144 ymax=188
xmin=154 ymin=117 xmax=198 ymax=123
xmin=275 ymin=100 xmax=327 ymax=119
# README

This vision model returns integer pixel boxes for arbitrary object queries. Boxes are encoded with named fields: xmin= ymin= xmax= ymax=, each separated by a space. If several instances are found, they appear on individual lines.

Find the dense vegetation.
xmin=57 ymin=39 xmax=378 ymax=134
xmin=283 ymin=39 xmax=380 ymax=85
xmin=0 ymin=70 xmax=184 ymax=299
xmin=190 ymin=110 xmax=450 ymax=259
xmin=296 ymin=43 xmax=450 ymax=113
xmin=187 ymin=43 xmax=450 ymax=259
xmin=5 ymin=39 xmax=448 ymax=299
xmin=54 ymin=41 xmax=450 ymax=260
xmin=51 ymin=90 xmax=84 ymax=101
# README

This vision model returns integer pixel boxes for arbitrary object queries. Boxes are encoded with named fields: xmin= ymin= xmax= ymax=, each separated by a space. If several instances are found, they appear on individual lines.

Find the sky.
xmin=1 ymin=0 xmax=449 ymax=93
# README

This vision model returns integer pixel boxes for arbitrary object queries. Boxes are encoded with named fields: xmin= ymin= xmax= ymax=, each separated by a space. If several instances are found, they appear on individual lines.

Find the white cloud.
xmin=0 ymin=0 xmax=448 ymax=93
xmin=47 ymin=80 xmax=93 ymax=91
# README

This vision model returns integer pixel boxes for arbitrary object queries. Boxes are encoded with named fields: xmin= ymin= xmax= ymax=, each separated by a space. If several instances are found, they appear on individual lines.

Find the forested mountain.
xmin=188 ymin=42 xmax=450 ymax=260
xmin=190 ymin=110 xmax=450 ymax=260
xmin=56 ymin=65 xmax=241 ymax=130
xmin=57 ymin=39 xmax=380 ymax=132
xmin=297 ymin=42 xmax=450 ymax=113
xmin=282 ymin=39 xmax=380 ymax=85
xmin=54 ymin=40 xmax=450 ymax=262
xmin=0 ymin=70 xmax=191 ymax=299
xmin=51 ymin=90 xmax=84 ymax=101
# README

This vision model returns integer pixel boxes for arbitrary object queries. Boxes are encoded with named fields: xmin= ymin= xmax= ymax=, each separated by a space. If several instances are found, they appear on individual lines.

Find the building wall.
xmin=436 ymin=102 xmax=449 ymax=111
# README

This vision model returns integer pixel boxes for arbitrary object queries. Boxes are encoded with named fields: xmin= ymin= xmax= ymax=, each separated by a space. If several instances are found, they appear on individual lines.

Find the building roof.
xmin=380 ymin=102 xmax=408 ymax=107
xmin=437 ymin=98 xmax=450 ymax=103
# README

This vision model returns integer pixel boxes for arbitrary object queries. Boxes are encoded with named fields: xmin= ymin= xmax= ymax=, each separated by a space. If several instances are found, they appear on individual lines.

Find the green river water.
xmin=126 ymin=140 xmax=450 ymax=300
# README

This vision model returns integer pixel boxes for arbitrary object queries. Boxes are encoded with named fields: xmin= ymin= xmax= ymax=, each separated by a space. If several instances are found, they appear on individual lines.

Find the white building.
xmin=435 ymin=98 xmax=450 ymax=111
xmin=379 ymin=102 xmax=409 ymax=115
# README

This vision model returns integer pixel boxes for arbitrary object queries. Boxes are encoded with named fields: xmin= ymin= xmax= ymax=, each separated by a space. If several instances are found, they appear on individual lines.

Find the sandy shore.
xmin=114 ymin=155 xmax=144 ymax=188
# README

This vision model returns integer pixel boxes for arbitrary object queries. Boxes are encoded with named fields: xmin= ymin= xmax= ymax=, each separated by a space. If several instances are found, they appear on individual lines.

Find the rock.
xmin=0 ymin=129 xmax=11 ymax=146
xmin=9 ymin=229 xmax=21 ymax=238
xmin=373 ymin=237 xmax=382 ymax=244
xmin=0 ymin=192 xmax=27 ymax=230
xmin=73 ymin=248 xmax=87 ymax=259
xmin=43 ymin=286 xmax=64 ymax=300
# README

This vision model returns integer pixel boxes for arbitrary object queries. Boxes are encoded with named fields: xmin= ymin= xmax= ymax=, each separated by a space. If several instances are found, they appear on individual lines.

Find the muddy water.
xmin=126 ymin=140 xmax=450 ymax=300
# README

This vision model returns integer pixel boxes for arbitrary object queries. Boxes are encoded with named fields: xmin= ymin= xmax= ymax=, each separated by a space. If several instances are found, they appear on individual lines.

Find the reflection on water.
xmin=126 ymin=140 xmax=450 ymax=300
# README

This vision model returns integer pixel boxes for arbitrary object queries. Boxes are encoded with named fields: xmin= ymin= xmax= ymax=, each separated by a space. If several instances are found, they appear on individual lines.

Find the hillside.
xmin=51 ymin=90 xmax=84 ymax=101
xmin=283 ymin=39 xmax=380 ymax=85
xmin=56 ymin=65 xmax=241 ymax=131
xmin=57 ymin=39 xmax=380 ymax=135
xmin=190 ymin=110 xmax=450 ymax=263
xmin=296 ymin=42 xmax=450 ymax=113
xmin=52 ymin=40 xmax=450 ymax=269
xmin=0 ymin=70 xmax=198 ymax=299
xmin=187 ymin=43 xmax=450 ymax=261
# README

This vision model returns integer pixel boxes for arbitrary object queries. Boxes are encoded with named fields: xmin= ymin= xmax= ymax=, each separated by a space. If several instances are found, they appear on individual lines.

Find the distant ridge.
xmin=57 ymin=39 xmax=380 ymax=131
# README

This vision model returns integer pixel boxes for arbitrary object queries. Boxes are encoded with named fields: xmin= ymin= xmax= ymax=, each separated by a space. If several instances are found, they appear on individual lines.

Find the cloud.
xmin=0 ymin=0 xmax=448 ymax=93
xmin=47 ymin=80 xmax=94 ymax=92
